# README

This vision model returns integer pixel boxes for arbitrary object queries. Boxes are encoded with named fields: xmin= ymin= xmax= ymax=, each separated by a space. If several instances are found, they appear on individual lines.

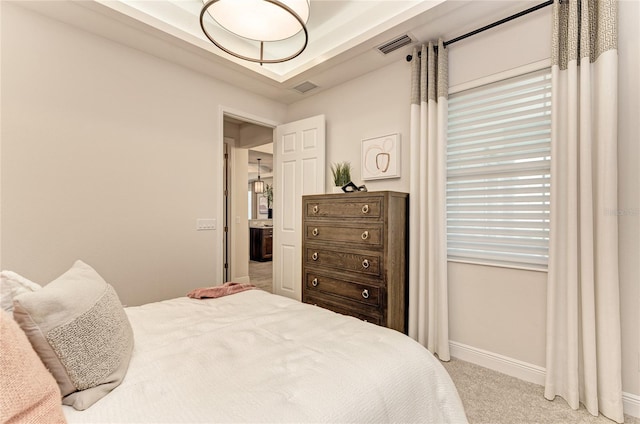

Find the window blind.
xmin=447 ymin=68 xmax=552 ymax=269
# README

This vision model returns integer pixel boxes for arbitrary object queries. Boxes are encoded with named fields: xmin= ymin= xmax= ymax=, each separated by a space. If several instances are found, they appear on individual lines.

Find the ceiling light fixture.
xmin=199 ymin=0 xmax=310 ymax=65
xmin=254 ymin=158 xmax=265 ymax=193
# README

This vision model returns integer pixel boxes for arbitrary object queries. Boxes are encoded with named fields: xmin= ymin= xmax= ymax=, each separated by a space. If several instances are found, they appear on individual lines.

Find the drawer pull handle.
xmin=361 ymin=204 xmax=370 ymax=214
xmin=312 ymin=252 xmax=319 ymax=261
xmin=361 ymin=231 xmax=369 ymax=240
xmin=312 ymin=205 xmax=319 ymax=214
xmin=362 ymin=289 xmax=370 ymax=299
xmin=311 ymin=278 xmax=318 ymax=287
xmin=312 ymin=228 xmax=319 ymax=236
xmin=362 ymin=259 xmax=370 ymax=269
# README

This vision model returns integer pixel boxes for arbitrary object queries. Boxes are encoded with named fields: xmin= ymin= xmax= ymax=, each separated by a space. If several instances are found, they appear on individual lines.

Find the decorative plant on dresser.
xmin=301 ymin=191 xmax=408 ymax=333
xmin=330 ymin=161 xmax=352 ymax=193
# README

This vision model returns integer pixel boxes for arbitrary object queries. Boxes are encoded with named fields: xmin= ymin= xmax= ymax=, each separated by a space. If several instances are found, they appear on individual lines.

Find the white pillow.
xmin=0 ymin=271 xmax=42 ymax=313
xmin=12 ymin=260 xmax=134 ymax=410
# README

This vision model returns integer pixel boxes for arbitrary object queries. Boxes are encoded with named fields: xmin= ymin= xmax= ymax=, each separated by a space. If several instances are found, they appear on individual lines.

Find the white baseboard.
xmin=448 ymin=341 xmax=639 ymax=418
xmin=449 ymin=340 xmax=546 ymax=385
xmin=623 ymin=392 xmax=640 ymax=418
xmin=233 ymin=275 xmax=251 ymax=284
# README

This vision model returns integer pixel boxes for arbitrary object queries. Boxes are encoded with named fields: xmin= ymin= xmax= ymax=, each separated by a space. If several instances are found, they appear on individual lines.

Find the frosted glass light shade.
xmin=254 ymin=179 xmax=264 ymax=193
xmin=207 ymin=0 xmax=309 ymax=42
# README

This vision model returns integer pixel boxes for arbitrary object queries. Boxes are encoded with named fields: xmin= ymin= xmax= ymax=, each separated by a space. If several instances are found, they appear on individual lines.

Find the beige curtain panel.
xmin=408 ymin=41 xmax=450 ymax=360
xmin=544 ymin=0 xmax=623 ymax=422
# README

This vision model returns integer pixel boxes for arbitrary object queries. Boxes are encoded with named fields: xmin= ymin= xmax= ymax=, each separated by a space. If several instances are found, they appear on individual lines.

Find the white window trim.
xmin=447 ymin=258 xmax=549 ymax=273
xmin=450 ymin=59 xmax=551 ymax=95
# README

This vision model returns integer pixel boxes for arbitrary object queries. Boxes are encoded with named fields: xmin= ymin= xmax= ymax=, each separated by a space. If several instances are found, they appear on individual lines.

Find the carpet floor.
xmin=442 ymin=358 xmax=639 ymax=424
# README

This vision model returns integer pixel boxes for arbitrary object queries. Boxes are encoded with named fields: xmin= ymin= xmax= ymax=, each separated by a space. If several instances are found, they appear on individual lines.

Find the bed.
xmin=3 ymin=261 xmax=466 ymax=423
xmin=62 ymin=289 xmax=465 ymax=423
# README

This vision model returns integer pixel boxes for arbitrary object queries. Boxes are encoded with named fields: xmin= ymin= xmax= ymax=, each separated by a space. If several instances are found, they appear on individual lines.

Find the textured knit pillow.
xmin=12 ymin=260 xmax=133 ymax=411
xmin=0 ymin=271 xmax=41 ymax=313
xmin=0 ymin=310 xmax=66 ymax=424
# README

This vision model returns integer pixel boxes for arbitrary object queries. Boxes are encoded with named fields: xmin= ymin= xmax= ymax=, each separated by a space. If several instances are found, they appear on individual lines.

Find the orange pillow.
xmin=0 ymin=311 xmax=66 ymax=424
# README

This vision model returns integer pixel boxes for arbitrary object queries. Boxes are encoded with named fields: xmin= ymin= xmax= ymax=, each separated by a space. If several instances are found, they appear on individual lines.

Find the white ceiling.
xmin=248 ymin=148 xmax=273 ymax=181
xmin=20 ymin=0 xmax=543 ymax=104
xmin=118 ymin=0 xmax=442 ymax=79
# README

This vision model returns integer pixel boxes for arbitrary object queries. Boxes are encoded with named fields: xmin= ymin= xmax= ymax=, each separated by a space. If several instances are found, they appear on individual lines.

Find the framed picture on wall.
xmin=361 ymin=133 xmax=401 ymax=180
xmin=258 ymin=196 xmax=268 ymax=214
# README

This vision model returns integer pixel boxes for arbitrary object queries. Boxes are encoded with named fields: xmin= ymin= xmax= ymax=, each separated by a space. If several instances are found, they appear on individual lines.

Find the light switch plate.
xmin=196 ymin=218 xmax=216 ymax=231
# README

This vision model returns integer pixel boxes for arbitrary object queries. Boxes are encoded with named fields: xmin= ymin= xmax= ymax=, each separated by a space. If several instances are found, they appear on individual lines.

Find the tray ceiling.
xmin=16 ymin=0 xmax=544 ymax=103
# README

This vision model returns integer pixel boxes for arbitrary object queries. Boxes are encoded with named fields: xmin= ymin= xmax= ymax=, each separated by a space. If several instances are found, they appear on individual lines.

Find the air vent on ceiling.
xmin=293 ymin=81 xmax=318 ymax=94
xmin=376 ymin=34 xmax=413 ymax=55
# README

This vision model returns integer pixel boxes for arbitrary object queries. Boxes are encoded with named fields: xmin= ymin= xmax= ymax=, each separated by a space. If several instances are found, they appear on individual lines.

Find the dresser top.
xmin=303 ymin=190 xmax=408 ymax=200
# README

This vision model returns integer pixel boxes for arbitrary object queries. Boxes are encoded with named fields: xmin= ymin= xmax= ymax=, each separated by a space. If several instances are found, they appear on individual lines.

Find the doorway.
xmin=221 ymin=110 xmax=326 ymax=301
xmin=248 ymin=145 xmax=273 ymax=292
xmin=222 ymin=112 xmax=275 ymax=292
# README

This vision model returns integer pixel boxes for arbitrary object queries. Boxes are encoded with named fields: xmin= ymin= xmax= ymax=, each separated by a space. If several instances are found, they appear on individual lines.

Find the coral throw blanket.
xmin=187 ymin=282 xmax=256 ymax=299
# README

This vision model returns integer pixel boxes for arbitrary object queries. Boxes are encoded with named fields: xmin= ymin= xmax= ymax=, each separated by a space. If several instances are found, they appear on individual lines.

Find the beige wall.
xmin=228 ymin=145 xmax=249 ymax=283
xmin=617 ymin=0 xmax=640 ymax=397
xmin=286 ymin=3 xmax=550 ymax=367
xmin=286 ymin=60 xmax=411 ymax=194
xmin=0 ymin=3 xmax=286 ymax=306
xmin=287 ymin=2 xmax=639 ymax=397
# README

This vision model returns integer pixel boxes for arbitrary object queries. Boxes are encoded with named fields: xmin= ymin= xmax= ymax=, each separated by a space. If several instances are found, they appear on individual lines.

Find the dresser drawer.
xmin=304 ymin=272 xmax=381 ymax=308
xmin=304 ymin=223 xmax=383 ymax=247
xmin=304 ymin=248 xmax=381 ymax=277
xmin=304 ymin=197 xmax=383 ymax=220
xmin=303 ymin=294 xmax=382 ymax=326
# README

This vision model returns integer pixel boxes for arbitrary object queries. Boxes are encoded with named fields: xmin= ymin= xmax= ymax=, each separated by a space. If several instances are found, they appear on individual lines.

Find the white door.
xmin=273 ymin=115 xmax=325 ymax=300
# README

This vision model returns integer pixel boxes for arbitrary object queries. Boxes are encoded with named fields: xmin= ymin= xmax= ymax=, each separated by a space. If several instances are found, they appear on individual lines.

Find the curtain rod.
xmin=406 ymin=0 xmax=554 ymax=62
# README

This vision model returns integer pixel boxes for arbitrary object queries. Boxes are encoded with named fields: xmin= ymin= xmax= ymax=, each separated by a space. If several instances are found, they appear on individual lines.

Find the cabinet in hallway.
xmin=250 ymin=227 xmax=273 ymax=262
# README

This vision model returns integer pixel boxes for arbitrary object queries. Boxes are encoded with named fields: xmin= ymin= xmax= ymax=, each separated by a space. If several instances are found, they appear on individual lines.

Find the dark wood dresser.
xmin=301 ymin=191 xmax=408 ymax=333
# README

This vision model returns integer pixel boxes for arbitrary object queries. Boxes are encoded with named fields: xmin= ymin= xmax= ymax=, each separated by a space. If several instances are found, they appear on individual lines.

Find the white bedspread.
xmin=63 ymin=290 xmax=467 ymax=423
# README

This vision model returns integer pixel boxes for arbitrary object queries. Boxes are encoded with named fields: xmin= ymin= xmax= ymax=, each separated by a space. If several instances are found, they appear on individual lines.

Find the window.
xmin=446 ymin=68 xmax=552 ymax=269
